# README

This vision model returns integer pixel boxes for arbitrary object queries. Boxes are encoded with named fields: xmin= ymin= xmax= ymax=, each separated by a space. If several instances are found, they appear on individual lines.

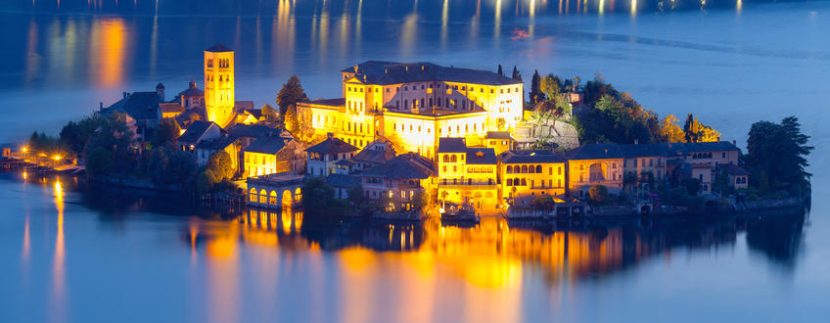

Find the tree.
xmin=540 ymin=74 xmax=562 ymax=101
xmin=497 ymin=64 xmax=503 ymax=76
xmin=84 ymin=112 xmax=137 ymax=176
xmin=680 ymin=178 xmax=701 ymax=196
xmin=302 ymin=177 xmax=346 ymax=219
xmin=746 ymin=116 xmax=812 ymax=195
xmin=261 ymin=104 xmax=279 ymax=121
xmin=284 ymin=104 xmax=299 ymax=133
xmin=683 ymin=114 xmax=720 ymax=143
xmin=531 ymin=195 xmax=556 ymax=211
xmin=196 ymin=170 xmax=219 ymax=194
xmin=588 ymin=185 xmax=609 ymax=204
xmin=660 ymin=114 xmax=686 ymax=143
xmin=153 ymin=118 xmax=181 ymax=147
xmin=60 ymin=115 xmax=106 ymax=155
xmin=167 ymin=150 xmax=197 ymax=185
xmin=529 ymin=70 xmax=543 ymax=104
xmin=276 ymin=75 xmax=308 ymax=117
xmin=207 ymin=151 xmax=235 ymax=180
xmin=511 ymin=65 xmax=522 ymax=81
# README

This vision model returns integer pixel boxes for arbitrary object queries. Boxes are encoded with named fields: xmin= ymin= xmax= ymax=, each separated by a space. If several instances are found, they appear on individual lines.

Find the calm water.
xmin=1 ymin=1 xmax=829 ymax=322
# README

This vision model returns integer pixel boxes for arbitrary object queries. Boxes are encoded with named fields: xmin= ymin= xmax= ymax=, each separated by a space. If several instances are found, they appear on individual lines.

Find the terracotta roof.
xmin=343 ymin=61 xmax=522 ymax=86
xmin=244 ymin=137 xmax=286 ymax=155
xmin=227 ymin=124 xmax=278 ymax=139
xmin=304 ymin=98 xmax=345 ymax=107
xmin=179 ymin=121 xmax=219 ymax=144
xmin=196 ymin=136 xmax=236 ymax=150
xmin=567 ymin=143 xmax=626 ymax=160
xmin=465 ymin=147 xmax=497 ymax=165
xmin=361 ymin=153 xmax=435 ymax=179
xmin=307 ymin=136 xmax=359 ymax=154
xmin=105 ymin=92 xmax=161 ymax=121
xmin=437 ymin=138 xmax=467 ymax=153
xmin=486 ymin=131 xmax=514 ymax=140
xmin=326 ymin=174 xmax=361 ymax=188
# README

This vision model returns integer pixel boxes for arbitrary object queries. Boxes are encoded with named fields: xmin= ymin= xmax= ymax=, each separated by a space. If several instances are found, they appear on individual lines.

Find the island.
xmin=2 ymin=44 xmax=812 ymax=222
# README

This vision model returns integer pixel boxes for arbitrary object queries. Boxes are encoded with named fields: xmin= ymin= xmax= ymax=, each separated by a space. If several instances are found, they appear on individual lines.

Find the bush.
xmin=588 ymin=185 xmax=609 ymax=204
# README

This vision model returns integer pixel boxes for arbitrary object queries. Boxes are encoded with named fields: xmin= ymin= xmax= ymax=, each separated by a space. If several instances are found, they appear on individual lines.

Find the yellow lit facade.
xmin=244 ymin=152 xmax=278 ymax=178
xmin=204 ymin=45 xmax=235 ymax=128
xmin=297 ymin=61 xmax=524 ymax=158
xmin=500 ymin=151 xmax=567 ymax=207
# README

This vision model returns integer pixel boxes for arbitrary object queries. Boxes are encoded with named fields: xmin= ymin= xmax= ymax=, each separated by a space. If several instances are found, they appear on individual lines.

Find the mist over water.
xmin=0 ymin=1 xmax=828 ymax=322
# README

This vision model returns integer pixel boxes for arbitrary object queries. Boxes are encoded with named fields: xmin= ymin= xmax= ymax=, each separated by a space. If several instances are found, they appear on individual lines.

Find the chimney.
xmin=123 ymin=92 xmax=128 ymax=99
xmin=354 ymin=65 xmax=358 ymax=73
xmin=326 ymin=132 xmax=334 ymax=139
xmin=188 ymin=80 xmax=197 ymax=89
xmin=732 ymin=140 xmax=736 ymax=145
xmin=99 ymin=102 xmax=104 ymax=110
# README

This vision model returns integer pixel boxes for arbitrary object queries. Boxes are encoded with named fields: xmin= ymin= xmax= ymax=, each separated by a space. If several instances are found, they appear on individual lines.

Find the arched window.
xmin=507 ymin=179 xmax=513 ymax=186
xmin=521 ymin=165 xmax=528 ymax=173
xmin=249 ymin=188 xmax=258 ymax=202
xmin=450 ymin=155 xmax=457 ymax=163
xmin=521 ymin=178 xmax=527 ymax=186
xmin=442 ymin=155 xmax=449 ymax=163
xmin=506 ymin=166 xmax=513 ymax=174
xmin=536 ymin=165 xmax=543 ymax=173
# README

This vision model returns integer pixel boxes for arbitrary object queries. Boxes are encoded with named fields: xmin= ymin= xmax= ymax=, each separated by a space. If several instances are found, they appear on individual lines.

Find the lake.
xmin=1 ymin=1 xmax=828 ymax=322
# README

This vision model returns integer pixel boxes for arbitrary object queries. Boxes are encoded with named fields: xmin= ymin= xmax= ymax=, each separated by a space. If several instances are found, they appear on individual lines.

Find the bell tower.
xmin=204 ymin=44 xmax=235 ymax=128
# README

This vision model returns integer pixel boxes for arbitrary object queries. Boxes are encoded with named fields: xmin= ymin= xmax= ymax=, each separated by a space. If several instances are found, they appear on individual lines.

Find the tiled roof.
xmin=501 ymin=150 xmax=565 ymax=164
xmin=244 ymin=137 xmax=286 ymax=155
xmin=353 ymin=148 xmax=395 ymax=165
xmin=673 ymin=141 xmax=740 ymax=153
xmin=465 ymin=147 xmax=497 ymax=165
xmin=719 ymin=164 xmax=750 ymax=176
xmin=106 ymin=92 xmax=161 ymax=121
xmin=620 ymin=143 xmax=671 ymax=158
xmin=179 ymin=121 xmax=218 ymax=144
xmin=304 ymin=98 xmax=345 ymax=107
xmin=307 ymin=136 xmax=359 ymax=154
xmin=326 ymin=174 xmax=361 ymax=188
xmin=361 ymin=153 xmax=435 ymax=179
xmin=206 ymin=44 xmax=233 ymax=52
xmin=343 ymin=61 xmax=522 ymax=86
xmin=486 ymin=131 xmax=514 ymax=140
xmin=567 ymin=143 xmax=626 ymax=160
xmin=437 ymin=138 xmax=467 ymax=153
xmin=196 ymin=136 xmax=236 ymax=150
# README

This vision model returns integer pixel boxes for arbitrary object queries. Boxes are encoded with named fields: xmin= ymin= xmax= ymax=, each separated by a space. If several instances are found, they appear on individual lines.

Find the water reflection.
xmin=51 ymin=180 xmax=66 ymax=323
xmin=183 ymin=204 xmax=807 ymax=289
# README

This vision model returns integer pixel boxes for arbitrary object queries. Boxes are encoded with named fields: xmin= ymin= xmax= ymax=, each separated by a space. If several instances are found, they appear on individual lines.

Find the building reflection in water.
xmin=185 ymin=204 xmax=807 ymax=293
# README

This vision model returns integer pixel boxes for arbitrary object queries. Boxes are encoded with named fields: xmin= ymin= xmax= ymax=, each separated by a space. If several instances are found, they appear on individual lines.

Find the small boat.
xmin=440 ymin=204 xmax=479 ymax=225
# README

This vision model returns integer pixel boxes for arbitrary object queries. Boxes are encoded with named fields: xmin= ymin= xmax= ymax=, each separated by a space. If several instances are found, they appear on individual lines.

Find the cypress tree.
xmin=530 ymin=70 xmax=542 ymax=104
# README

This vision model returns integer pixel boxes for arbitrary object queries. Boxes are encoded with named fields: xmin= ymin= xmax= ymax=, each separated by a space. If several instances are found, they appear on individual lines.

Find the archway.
xmin=294 ymin=187 xmax=302 ymax=202
xmin=249 ymin=188 xmax=258 ymax=202
xmin=282 ymin=190 xmax=293 ymax=208
xmin=269 ymin=191 xmax=278 ymax=205
xmin=259 ymin=189 xmax=268 ymax=204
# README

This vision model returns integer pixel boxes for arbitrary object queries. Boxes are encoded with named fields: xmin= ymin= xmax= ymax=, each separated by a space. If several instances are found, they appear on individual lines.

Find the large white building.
xmin=298 ymin=61 xmax=524 ymax=158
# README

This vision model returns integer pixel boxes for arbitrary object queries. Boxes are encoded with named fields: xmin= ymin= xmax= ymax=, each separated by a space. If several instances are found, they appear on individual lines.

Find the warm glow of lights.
xmin=51 ymin=179 xmax=66 ymax=321
xmin=94 ymin=18 xmax=127 ymax=88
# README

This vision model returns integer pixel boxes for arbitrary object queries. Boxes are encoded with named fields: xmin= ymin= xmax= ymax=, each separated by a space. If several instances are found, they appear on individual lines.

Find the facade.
xmin=297 ymin=61 xmax=524 ymax=157
xmin=500 ymin=150 xmax=567 ymax=207
xmin=567 ymin=144 xmax=626 ymax=194
xmin=179 ymin=121 xmax=223 ymax=152
xmin=435 ymin=138 xmax=499 ymax=212
xmin=306 ymin=134 xmax=359 ymax=177
xmin=243 ymin=137 xmax=287 ymax=178
xmin=196 ymin=136 xmax=240 ymax=173
xmin=204 ymin=44 xmax=236 ymax=128
xmin=360 ymin=153 xmax=435 ymax=212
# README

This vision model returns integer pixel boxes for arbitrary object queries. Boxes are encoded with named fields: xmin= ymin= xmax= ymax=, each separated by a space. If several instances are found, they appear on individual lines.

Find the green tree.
xmin=302 ymin=177 xmax=346 ymax=219
xmin=167 ymin=150 xmax=197 ymax=185
xmin=529 ymin=70 xmax=543 ymax=104
xmin=60 ymin=115 xmax=106 ymax=155
xmin=207 ymin=151 xmax=235 ymax=180
xmin=153 ymin=118 xmax=181 ymax=147
xmin=511 ymin=65 xmax=522 ymax=81
xmin=683 ymin=114 xmax=720 ymax=143
xmin=196 ymin=170 xmax=219 ymax=194
xmin=84 ymin=112 xmax=137 ymax=176
xmin=746 ymin=116 xmax=812 ymax=195
xmin=497 ymin=64 xmax=503 ymax=76
xmin=276 ymin=75 xmax=309 ymax=117
xmin=530 ymin=195 xmax=556 ymax=211
xmin=540 ymin=74 xmax=562 ymax=101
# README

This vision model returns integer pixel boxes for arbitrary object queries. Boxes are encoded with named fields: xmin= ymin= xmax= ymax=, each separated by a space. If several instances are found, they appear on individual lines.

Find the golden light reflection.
xmin=51 ymin=179 xmax=66 ymax=323
xmin=91 ymin=18 xmax=128 ymax=88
